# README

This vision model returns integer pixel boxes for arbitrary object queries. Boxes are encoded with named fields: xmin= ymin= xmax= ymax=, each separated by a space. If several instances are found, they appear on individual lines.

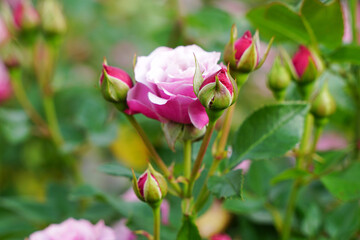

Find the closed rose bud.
xmin=292 ymin=45 xmax=323 ymax=84
xmin=132 ymin=165 xmax=167 ymax=207
xmin=224 ymin=25 xmax=273 ymax=75
xmin=100 ymin=59 xmax=133 ymax=111
xmin=1 ymin=42 xmax=22 ymax=69
xmin=311 ymin=83 xmax=336 ymax=126
xmin=198 ymin=68 xmax=235 ymax=111
xmin=38 ymin=0 xmax=67 ymax=37
xmin=267 ymin=56 xmax=291 ymax=101
xmin=13 ymin=0 xmax=40 ymax=31
xmin=211 ymin=234 xmax=232 ymax=240
xmin=193 ymin=57 xmax=237 ymax=121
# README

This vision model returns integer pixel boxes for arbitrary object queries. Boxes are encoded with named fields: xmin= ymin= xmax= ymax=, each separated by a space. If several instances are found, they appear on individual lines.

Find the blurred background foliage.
xmin=1 ymin=0 xmax=359 ymax=239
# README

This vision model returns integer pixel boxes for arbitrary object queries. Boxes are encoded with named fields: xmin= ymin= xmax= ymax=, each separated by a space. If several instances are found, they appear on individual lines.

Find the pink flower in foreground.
xmin=29 ymin=218 xmax=116 ymax=240
xmin=0 ymin=61 xmax=12 ymax=103
xmin=211 ymin=234 xmax=232 ymax=240
xmin=126 ymin=45 xmax=221 ymax=129
xmin=113 ymin=219 xmax=137 ymax=240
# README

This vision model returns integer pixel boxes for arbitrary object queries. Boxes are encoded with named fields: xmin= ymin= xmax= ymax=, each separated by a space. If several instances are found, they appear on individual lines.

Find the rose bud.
xmin=38 ymin=0 xmax=67 ymax=37
xmin=193 ymin=57 xmax=237 ymax=121
xmin=311 ymin=82 xmax=336 ymax=127
xmin=211 ymin=234 xmax=232 ymax=240
xmin=267 ymin=56 xmax=291 ymax=101
xmin=132 ymin=165 xmax=167 ymax=208
xmin=292 ymin=45 xmax=323 ymax=84
xmin=224 ymin=25 xmax=273 ymax=76
xmin=100 ymin=58 xmax=133 ymax=111
xmin=13 ymin=0 xmax=40 ymax=32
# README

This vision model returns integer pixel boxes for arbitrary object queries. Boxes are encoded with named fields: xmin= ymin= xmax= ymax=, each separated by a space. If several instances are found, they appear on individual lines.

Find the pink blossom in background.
xmin=211 ymin=233 xmax=232 ymax=240
xmin=316 ymin=132 xmax=348 ymax=151
xmin=112 ymin=219 xmax=137 ymax=240
xmin=292 ymin=45 xmax=316 ymax=78
xmin=126 ymin=45 xmax=221 ymax=129
xmin=234 ymin=159 xmax=251 ymax=174
xmin=0 ymin=17 xmax=10 ymax=46
xmin=0 ymin=61 xmax=12 ymax=103
xmin=342 ymin=1 xmax=352 ymax=43
xmin=29 ymin=218 xmax=116 ymax=240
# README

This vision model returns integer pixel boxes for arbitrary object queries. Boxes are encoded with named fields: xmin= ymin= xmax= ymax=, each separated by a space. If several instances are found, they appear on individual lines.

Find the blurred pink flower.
xmin=0 ymin=61 xmax=12 ymax=103
xmin=112 ymin=219 xmax=136 ymax=240
xmin=316 ymin=132 xmax=347 ymax=151
xmin=0 ymin=17 xmax=10 ymax=46
xmin=234 ymin=159 xmax=251 ymax=174
xmin=341 ymin=1 xmax=360 ymax=43
xmin=29 ymin=218 xmax=116 ymax=240
xmin=126 ymin=45 xmax=221 ymax=129
xmin=211 ymin=233 xmax=232 ymax=240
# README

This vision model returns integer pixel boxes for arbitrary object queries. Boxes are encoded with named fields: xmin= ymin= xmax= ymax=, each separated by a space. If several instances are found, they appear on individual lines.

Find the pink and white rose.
xmin=28 ymin=218 xmax=116 ymax=240
xmin=126 ymin=45 xmax=221 ymax=129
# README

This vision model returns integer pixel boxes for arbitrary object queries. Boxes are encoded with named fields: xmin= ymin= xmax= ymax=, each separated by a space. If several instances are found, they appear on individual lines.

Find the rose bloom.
xmin=126 ymin=45 xmax=221 ymax=129
xmin=28 ymin=218 xmax=116 ymax=240
xmin=0 ymin=60 xmax=12 ymax=103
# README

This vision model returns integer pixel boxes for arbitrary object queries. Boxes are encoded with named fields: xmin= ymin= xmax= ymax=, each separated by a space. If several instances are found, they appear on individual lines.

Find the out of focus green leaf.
xmin=300 ymin=0 xmax=343 ymax=48
xmin=0 ymin=109 xmax=30 ymax=144
xmin=301 ymin=204 xmax=322 ymax=237
xmin=208 ymin=169 xmax=243 ymax=199
xmin=324 ymin=202 xmax=360 ymax=239
xmin=328 ymin=45 xmax=360 ymax=64
xmin=247 ymin=3 xmax=310 ymax=43
xmin=176 ymin=216 xmax=201 ymax=240
xmin=98 ymin=162 xmax=139 ymax=178
xmin=321 ymin=162 xmax=360 ymax=201
xmin=271 ymin=168 xmax=310 ymax=185
xmin=231 ymin=102 xmax=309 ymax=168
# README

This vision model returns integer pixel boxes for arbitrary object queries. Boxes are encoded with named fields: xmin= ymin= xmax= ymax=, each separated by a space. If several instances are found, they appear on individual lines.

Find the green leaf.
xmin=301 ymin=204 xmax=322 ymax=237
xmin=223 ymin=196 xmax=266 ymax=214
xmin=328 ymin=45 xmax=360 ymax=64
xmin=300 ymin=0 xmax=343 ymax=48
xmin=176 ymin=216 xmax=201 ymax=240
xmin=208 ymin=169 xmax=243 ymax=199
xmin=98 ymin=162 xmax=139 ymax=178
xmin=246 ymin=3 xmax=310 ymax=43
xmin=271 ymin=168 xmax=310 ymax=185
xmin=321 ymin=162 xmax=360 ymax=201
xmin=324 ymin=202 xmax=360 ymax=239
xmin=230 ymin=102 xmax=310 ymax=168
xmin=314 ymin=150 xmax=347 ymax=174
xmin=0 ymin=109 xmax=30 ymax=144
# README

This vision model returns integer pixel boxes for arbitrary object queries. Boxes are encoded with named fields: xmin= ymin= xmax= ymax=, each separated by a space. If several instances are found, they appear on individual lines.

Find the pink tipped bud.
xmin=13 ymin=0 xmax=40 ymax=31
xmin=198 ymin=68 xmax=235 ymax=111
xmin=0 ymin=61 xmax=12 ymax=103
xmin=292 ymin=45 xmax=322 ymax=83
xmin=100 ymin=59 xmax=133 ymax=111
xmin=211 ymin=234 xmax=232 ymax=240
xmin=132 ymin=165 xmax=167 ymax=207
xmin=224 ymin=25 xmax=272 ymax=74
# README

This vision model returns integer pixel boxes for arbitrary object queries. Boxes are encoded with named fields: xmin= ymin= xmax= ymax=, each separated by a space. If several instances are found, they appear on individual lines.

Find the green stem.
xmin=153 ymin=205 xmax=161 ymax=240
xmin=297 ymin=113 xmax=313 ymax=169
xmin=9 ymin=69 xmax=49 ymax=136
xmin=186 ymin=120 xmax=216 ymax=198
xmin=125 ymin=114 xmax=182 ymax=196
xmin=281 ymin=179 xmax=301 ymax=240
xmin=349 ymin=0 xmax=358 ymax=44
xmin=310 ymin=126 xmax=323 ymax=158
xmin=183 ymin=140 xmax=192 ymax=194
xmin=43 ymin=94 xmax=63 ymax=147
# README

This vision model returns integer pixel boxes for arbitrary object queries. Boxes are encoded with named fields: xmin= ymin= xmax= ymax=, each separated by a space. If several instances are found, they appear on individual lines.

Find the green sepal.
xmin=256 ymin=35 xmax=275 ymax=70
xmin=224 ymin=24 xmax=238 ymax=67
xmin=193 ymin=55 xmax=204 ymax=96
xmin=132 ymin=169 xmax=144 ymax=201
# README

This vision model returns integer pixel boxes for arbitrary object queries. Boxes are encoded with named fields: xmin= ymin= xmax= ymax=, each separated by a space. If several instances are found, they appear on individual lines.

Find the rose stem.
xmin=125 ymin=114 xmax=182 ymax=196
xmin=152 ymin=205 xmax=161 ymax=240
xmin=186 ymin=120 xmax=216 ymax=198
xmin=9 ymin=68 xmax=49 ymax=136
xmin=183 ymin=140 xmax=192 ymax=194
xmin=282 ymin=112 xmax=313 ymax=240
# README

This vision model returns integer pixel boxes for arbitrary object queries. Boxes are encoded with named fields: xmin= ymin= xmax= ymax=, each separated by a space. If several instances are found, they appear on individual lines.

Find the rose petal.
xmin=188 ymin=100 xmax=209 ymax=129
